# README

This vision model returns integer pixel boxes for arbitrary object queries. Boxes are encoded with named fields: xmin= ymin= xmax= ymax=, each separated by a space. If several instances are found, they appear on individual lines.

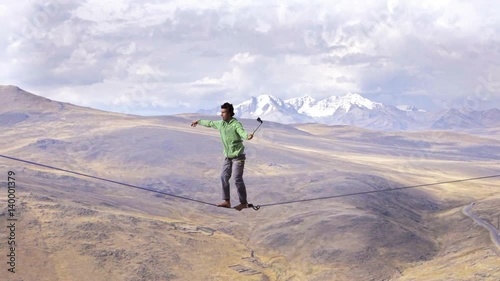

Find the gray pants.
xmin=221 ymin=154 xmax=247 ymax=204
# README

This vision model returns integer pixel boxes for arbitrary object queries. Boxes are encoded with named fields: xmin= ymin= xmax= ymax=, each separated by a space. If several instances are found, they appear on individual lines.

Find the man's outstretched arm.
xmin=191 ymin=119 xmax=221 ymax=129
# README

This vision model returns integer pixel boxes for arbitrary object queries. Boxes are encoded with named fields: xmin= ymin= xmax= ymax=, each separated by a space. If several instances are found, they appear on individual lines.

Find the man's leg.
xmin=233 ymin=154 xmax=248 ymax=210
xmin=219 ymin=157 xmax=232 ymax=207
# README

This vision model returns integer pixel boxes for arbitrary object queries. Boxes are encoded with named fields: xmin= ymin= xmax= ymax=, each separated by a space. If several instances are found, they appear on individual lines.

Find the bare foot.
xmin=216 ymin=200 xmax=231 ymax=208
xmin=234 ymin=203 xmax=248 ymax=211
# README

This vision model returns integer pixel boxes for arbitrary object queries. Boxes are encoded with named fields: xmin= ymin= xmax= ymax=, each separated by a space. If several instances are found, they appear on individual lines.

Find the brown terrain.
xmin=0 ymin=85 xmax=499 ymax=281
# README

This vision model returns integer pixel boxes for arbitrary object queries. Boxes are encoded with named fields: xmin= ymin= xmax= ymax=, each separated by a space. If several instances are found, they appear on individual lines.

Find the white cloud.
xmin=192 ymin=76 xmax=222 ymax=86
xmin=1 ymin=0 xmax=500 ymax=114
xmin=0 ymin=4 xmax=8 ymax=17
xmin=255 ymin=18 xmax=271 ymax=33
xmin=230 ymin=52 xmax=256 ymax=64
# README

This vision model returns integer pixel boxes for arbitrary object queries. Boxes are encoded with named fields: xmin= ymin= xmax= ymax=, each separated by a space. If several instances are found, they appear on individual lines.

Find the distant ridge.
xmin=200 ymin=93 xmax=500 ymax=131
xmin=2 ymin=85 xmax=499 ymax=131
xmin=0 ymin=85 xmax=130 ymax=116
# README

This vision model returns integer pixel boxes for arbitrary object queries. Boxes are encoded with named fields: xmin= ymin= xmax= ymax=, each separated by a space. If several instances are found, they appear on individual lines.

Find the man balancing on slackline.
xmin=191 ymin=102 xmax=253 ymax=211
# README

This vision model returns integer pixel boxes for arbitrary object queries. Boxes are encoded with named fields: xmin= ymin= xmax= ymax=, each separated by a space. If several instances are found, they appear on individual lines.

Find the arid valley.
xmin=1 ymin=85 xmax=499 ymax=281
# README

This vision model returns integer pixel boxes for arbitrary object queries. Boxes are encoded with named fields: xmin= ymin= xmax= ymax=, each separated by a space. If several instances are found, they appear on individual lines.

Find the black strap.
xmin=247 ymin=204 xmax=260 ymax=211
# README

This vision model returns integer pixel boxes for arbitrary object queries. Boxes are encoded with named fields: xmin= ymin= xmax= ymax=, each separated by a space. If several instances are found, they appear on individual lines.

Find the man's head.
xmin=220 ymin=102 xmax=234 ymax=121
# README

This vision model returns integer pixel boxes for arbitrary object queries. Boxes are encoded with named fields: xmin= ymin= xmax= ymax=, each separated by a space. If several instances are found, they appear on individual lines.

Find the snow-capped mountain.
xmin=198 ymin=93 xmax=499 ymax=131
xmin=287 ymin=93 xmax=384 ymax=118
xmin=396 ymin=105 xmax=426 ymax=112
xmin=285 ymin=95 xmax=317 ymax=115
xmin=234 ymin=95 xmax=306 ymax=124
xmin=232 ymin=93 xmax=428 ymax=130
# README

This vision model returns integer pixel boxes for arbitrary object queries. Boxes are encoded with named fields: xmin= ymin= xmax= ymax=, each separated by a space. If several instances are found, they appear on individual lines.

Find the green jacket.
xmin=198 ymin=118 xmax=249 ymax=158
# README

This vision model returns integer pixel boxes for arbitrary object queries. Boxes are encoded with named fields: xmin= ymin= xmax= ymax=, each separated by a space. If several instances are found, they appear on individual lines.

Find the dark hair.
xmin=221 ymin=102 xmax=235 ymax=116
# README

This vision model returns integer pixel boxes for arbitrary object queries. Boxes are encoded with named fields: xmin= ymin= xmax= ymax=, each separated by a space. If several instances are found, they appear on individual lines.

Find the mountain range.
xmin=200 ymin=93 xmax=500 ymax=131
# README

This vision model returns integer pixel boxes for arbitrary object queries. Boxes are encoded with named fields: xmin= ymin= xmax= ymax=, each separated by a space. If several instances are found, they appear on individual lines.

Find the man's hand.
xmin=247 ymin=133 xmax=253 ymax=140
xmin=191 ymin=120 xmax=199 ymax=127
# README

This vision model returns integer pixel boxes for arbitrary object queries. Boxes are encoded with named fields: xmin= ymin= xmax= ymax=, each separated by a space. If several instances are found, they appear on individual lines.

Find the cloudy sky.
xmin=1 ymin=0 xmax=499 ymax=115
